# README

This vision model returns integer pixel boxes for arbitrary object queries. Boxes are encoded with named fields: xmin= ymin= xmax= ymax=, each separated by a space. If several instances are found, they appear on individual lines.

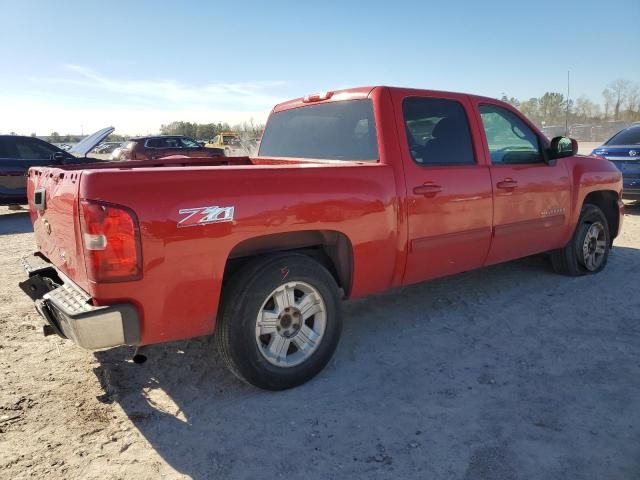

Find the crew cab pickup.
xmin=19 ymin=87 xmax=624 ymax=390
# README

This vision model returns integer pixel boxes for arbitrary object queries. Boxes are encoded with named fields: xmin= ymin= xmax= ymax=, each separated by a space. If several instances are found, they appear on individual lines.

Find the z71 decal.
xmin=177 ymin=205 xmax=235 ymax=227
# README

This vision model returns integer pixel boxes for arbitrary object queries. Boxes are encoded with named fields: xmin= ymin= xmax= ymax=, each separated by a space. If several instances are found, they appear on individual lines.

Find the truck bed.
xmin=26 ymin=155 xmax=399 ymax=345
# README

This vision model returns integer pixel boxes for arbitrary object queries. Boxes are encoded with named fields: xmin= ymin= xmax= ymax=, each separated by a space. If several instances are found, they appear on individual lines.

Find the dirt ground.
xmin=1 ymin=203 xmax=639 ymax=480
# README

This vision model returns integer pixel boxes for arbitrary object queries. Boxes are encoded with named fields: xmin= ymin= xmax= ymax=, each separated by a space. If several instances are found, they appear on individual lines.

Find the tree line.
xmin=502 ymin=78 xmax=639 ymax=127
xmin=159 ymin=119 xmax=264 ymax=140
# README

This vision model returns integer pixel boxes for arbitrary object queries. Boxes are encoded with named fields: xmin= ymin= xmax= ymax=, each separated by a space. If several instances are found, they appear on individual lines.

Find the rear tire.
xmin=215 ymin=253 xmax=342 ymax=390
xmin=550 ymin=203 xmax=610 ymax=276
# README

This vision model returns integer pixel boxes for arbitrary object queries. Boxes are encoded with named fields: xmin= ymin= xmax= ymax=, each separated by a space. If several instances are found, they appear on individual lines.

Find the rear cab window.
xmin=258 ymin=99 xmax=378 ymax=161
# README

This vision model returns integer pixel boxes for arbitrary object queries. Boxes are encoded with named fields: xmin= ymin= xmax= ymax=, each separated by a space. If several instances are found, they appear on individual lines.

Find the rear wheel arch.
xmin=223 ymin=230 xmax=354 ymax=297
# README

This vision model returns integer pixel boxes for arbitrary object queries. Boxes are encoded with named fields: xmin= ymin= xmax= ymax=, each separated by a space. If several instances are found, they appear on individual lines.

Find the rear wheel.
xmin=215 ymin=253 xmax=342 ymax=390
xmin=551 ymin=203 xmax=610 ymax=276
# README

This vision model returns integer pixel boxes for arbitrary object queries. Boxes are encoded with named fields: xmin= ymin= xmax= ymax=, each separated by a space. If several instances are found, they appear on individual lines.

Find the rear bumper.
xmin=19 ymin=254 xmax=140 ymax=349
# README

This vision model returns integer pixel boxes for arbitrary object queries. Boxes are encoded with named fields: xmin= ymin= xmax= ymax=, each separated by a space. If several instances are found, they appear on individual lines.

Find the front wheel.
xmin=550 ymin=203 xmax=611 ymax=276
xmin=215 ymin=254 xmax=342 ymax=390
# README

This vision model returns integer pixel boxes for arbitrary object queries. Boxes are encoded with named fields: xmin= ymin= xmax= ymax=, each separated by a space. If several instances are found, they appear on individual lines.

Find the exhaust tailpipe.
xmin=132 ymin=347 xmax=148 ymax=364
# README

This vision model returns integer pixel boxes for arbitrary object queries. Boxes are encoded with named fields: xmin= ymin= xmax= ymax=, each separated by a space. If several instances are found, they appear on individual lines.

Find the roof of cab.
xmin=271 ymin=86 xmax=505 ymax=114
xmin=272 ymin=86 xmax=376 ymax=113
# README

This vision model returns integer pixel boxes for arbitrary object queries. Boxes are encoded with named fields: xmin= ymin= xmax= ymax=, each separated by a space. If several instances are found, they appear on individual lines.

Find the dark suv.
xmin=117 ymin=136 xmax=224 ymax=161
xmin=0 ymin=128 xmax=114 ymax=205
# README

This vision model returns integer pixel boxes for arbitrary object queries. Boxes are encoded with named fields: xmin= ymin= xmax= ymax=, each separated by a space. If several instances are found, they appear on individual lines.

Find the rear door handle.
xmin=413 ymin=183 xmax=442 ymax=196
xmin=497 ymin=179 xmax=518 ymax=190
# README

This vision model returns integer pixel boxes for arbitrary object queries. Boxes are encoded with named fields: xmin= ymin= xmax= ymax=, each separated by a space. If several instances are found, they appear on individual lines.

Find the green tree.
xmin=500 ymin=95 xmax=520 ymax=108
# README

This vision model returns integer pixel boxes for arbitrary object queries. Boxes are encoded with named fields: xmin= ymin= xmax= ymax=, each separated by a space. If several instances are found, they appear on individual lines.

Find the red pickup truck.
xmin=20 ymin=86 xmax=623 ymax=390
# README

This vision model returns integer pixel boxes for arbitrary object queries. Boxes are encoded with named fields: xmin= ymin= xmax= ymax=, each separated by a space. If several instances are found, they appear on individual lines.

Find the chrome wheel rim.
xmin=255 ymin=281 xmax=326 ymax=367
xmin=582 ymin=222 xmax=606 ymax=271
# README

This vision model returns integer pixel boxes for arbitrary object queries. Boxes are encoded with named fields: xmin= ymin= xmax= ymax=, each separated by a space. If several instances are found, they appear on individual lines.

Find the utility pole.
xmin=565 ymin=71 xmax=570 ymax=136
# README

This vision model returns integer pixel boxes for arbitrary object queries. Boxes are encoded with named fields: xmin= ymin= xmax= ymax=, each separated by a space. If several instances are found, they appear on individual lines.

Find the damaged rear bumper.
xmin=19 ymin=254 xmax=140 ymax=349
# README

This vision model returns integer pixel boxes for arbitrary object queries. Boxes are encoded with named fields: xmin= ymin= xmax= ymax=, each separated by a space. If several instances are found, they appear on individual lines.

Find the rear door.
xmin=392 ymin=91 xmax=493 ymax=285
xmin=473 ymin=101 xmax=571 ymax=265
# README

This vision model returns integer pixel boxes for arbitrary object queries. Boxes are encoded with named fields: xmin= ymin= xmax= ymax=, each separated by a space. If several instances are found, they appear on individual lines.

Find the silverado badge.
xmin=177 ymin=205 xmax=235 ymax=227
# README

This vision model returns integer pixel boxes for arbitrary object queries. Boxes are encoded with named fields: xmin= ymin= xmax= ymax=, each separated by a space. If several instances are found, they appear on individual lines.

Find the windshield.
xmin=222 ymin=135 xmax=240 ymax=146
xmin=605 ymin=126 xmax=640 ymax=145
xmin=259 ymin=99 xmax=378 ymax=161
xmin=180 ymin=137 xmax=200 ymax=148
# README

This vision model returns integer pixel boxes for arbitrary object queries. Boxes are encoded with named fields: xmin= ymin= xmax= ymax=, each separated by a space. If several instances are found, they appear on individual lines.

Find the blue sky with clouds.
xmin=1 ymin=0 xmax=638 ymax=135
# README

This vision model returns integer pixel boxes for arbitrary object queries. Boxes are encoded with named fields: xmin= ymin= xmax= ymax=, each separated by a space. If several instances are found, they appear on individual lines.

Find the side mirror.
xmin=549 ymin=136 xmax=578 ymax=159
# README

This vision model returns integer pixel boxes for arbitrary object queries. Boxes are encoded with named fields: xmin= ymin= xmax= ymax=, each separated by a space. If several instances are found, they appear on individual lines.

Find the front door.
xmin=393 ymin=92 xmax=493 ymax=285
xmin=474 ymin=101 xmax=571 ymax=265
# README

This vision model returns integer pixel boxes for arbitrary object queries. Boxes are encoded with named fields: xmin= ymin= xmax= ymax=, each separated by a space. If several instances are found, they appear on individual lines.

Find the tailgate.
xmin=27 ymin=167 xmax=89 ymax=291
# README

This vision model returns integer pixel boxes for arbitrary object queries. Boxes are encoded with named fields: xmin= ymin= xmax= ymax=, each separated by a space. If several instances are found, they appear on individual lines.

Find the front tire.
xmin=551 ymin=203 xmax=610 ymax=276
xmin=215 ymin=253 xmax=342 ymax=390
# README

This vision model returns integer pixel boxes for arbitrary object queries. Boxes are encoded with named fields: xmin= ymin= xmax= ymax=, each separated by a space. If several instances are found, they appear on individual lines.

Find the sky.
xmin=0 ymin=0 xmax=638 ymax=136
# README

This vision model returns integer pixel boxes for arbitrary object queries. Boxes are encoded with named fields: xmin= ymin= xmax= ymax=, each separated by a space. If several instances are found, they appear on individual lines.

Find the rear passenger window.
xmin=145 ymin=138 xmax=165 ymax=149
xmin=0 ymin=139 xmax=10 ymax=157
xmin=14 ymin=139 xmax=57 ymax=160
xmin=165 ymin=138 xmax=182 ymax=149
xmin=403 ymin=97 xmax=475 ymax=165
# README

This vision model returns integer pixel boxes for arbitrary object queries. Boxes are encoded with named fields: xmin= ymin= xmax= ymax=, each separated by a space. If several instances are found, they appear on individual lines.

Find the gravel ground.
xmin=1 ymin=203 xmax=639 ymax=480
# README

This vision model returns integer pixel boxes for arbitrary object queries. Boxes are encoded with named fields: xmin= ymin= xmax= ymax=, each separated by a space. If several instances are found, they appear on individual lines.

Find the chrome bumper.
xmin=19 ymin=254 xmax=140 ymax=349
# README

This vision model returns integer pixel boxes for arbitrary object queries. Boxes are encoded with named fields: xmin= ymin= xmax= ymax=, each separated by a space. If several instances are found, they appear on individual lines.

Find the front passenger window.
xmin=479 ymin=105 xmax=542 ymax=165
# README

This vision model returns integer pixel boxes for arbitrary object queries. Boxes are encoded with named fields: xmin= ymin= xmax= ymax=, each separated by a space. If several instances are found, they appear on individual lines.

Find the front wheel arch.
xmin=551 ymin=203 xmax=611 ymax=276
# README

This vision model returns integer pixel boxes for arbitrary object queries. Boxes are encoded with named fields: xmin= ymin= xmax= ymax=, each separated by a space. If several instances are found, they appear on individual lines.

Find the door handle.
xmin=496 ymin=179 xmax=518 ymax=190
xmin=413 ymin=183 xmax=443 ymax=196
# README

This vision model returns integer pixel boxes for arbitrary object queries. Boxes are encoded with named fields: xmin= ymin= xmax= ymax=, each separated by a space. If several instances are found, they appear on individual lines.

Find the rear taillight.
xmin=80 ymin=200 xmax=142 ymax=282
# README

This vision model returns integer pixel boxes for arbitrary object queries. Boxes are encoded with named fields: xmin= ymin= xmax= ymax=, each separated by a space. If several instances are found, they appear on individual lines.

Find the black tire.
xmin=215 ymin=253 xmax=342 ymax=390
xmin=550 ymin=203 xmax=610 ymax=276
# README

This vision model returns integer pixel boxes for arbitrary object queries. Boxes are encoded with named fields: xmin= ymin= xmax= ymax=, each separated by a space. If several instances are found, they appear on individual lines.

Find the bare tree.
xmin=608 ymin=79 xmax=631 ymax=120
xmin=602 ymin=88 xmax=614 ymax=120
xmin=624 ymin=85 xmax=640 ymax=121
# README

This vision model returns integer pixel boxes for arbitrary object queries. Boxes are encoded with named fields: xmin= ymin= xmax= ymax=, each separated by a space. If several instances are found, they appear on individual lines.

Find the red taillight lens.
xmin=80 ymin=200 xmax=142 ymax=282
